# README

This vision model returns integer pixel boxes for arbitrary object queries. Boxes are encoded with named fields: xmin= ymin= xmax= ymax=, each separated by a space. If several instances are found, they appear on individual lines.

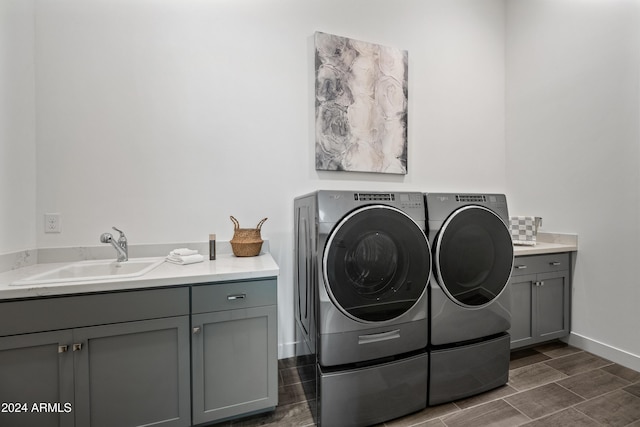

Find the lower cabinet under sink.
xmin=0 ymin=277 xmax=278 ymax=427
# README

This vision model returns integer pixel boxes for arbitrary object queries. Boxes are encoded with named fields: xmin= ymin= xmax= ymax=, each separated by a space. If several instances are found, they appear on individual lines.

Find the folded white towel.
xmin=166 ymin=253 xmax=204 ymax=265
xmin=170 ymin=248 xmax=199 ymax=256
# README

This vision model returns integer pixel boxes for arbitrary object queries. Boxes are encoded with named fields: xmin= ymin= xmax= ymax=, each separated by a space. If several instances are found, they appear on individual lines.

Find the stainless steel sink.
xmin=11 ymin=257 xmax=165 ymax=286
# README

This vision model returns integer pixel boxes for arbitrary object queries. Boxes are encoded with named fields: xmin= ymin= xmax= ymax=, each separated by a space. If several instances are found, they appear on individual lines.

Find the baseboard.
xmin=565 ymin=332 xmax=640 ymax=372
xmin=278 ymin=341 xmax=297 ymax=360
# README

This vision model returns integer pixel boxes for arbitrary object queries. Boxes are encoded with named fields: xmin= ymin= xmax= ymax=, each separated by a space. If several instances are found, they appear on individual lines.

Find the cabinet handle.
xmin=58 ymin=345 xmax=69 ymax=354
xmin=540 ymin=281 xmax=545 ymax=286
xmin=227 ymin=294 xmax=247 ymax=301
xmin=72 ymin=343 xmax=83 ymax=352
xmin=193 ymin=327 xmax=201 ymax=335
xmin=550 ymin=261 xmax=562 ymax=266
xmin=515 ymin=265 xmax=527 ymax=269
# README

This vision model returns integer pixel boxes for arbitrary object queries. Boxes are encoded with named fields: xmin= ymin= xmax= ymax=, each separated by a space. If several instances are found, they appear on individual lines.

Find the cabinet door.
xmin=73 ymin=316 xmax=190 ymax=427
xmin=536 ymin=271 xmax=570 ymax=340
xmin=508 ymin=274 xmax=536 ymax=349
xmin=0 ymin=330 xmax=74 ymax=427
xmin=192 ymin=305 xmax=278 ymax=425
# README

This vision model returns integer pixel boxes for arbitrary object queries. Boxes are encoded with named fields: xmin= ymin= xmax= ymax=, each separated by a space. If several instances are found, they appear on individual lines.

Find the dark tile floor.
xmin=212 ymin=341 xmax=640 ymax=426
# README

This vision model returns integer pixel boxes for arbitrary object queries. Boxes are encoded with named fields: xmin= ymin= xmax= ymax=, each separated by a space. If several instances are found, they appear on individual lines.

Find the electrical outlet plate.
xmin=45 ymin=213 xmax=61 ymax=233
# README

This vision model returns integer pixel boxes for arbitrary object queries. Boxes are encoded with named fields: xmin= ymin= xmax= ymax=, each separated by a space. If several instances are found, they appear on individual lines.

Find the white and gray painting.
xmin=315 ymin=32 xmax=408 ymax=174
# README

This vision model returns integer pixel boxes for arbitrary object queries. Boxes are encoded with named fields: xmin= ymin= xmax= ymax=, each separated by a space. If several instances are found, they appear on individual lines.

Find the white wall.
xmin=506 ymin=0 xmax=640 ymax=368
xmin=34 ymin=0 xmax=506 ymax=247
xmin=31 ymin=0 xmax=507 ymax=357
xmin=0 ymin=0 xmax=36 ymax=254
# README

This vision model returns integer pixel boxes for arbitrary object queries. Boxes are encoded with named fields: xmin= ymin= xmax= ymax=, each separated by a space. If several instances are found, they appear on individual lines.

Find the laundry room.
xmin=1 ymin=0 xmax=639 ymax=426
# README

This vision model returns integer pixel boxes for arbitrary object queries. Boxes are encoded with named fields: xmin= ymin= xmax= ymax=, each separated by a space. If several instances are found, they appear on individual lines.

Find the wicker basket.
xmin=230 ymin=216 xmax=267 ymax=257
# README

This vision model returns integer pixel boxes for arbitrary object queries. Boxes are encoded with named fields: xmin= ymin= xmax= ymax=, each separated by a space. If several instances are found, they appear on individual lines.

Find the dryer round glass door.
xmin=323 ymin=205 xmax=431 ymax=323
xmin=435 ymin=205 xmax=514 ymax=308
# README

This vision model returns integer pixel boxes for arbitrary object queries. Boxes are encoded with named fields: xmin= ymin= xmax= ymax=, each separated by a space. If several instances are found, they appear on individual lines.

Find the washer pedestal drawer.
xmin=429 ymin=333 xmax=510 ymax=406
xmin=318 ymin=351 xmax=428 ymax=427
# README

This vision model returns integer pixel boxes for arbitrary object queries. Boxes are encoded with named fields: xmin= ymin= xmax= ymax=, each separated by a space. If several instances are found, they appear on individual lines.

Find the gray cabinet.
xmin=191 ymin=279 xmax=278 ymax=425
xmin=509 ymin=253 xmax=571 ymax=349
xmin=0 ymin=288 xmax=191 ymax=427
xmin=74 ymin=317 xmax=191 ymax=427
xmin=0 ymin=330 xmax=74 ymax=427
xmin=0 ymin=277 xmax=278 ymax=427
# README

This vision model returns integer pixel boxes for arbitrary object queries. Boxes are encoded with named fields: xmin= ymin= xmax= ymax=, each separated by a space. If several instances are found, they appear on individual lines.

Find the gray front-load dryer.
xmin=425 ymin=193 xmax=514 ymax=405
xmin=294 ymin=190 xmax=432 ymax=426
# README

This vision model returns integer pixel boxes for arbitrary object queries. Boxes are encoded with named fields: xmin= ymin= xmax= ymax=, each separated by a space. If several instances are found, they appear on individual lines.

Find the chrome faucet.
xmin=100 ymin=226 xmax=128 ymax=262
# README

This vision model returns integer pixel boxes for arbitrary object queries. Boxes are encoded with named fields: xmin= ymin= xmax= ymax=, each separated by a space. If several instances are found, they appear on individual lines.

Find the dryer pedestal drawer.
xmin=429 ymin=333 xmax=510 ymax=406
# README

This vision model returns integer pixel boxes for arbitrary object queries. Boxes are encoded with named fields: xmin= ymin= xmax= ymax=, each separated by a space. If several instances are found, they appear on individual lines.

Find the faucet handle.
xmin=99 ymin=232 xmax=113 ymax=244
xmin=112 ymin=226 xmax=126 ymax=241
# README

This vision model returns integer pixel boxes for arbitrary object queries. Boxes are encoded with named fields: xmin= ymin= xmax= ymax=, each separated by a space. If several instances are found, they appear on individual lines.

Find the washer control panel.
xmin=318 ymin=191 xmax=426 ymax=223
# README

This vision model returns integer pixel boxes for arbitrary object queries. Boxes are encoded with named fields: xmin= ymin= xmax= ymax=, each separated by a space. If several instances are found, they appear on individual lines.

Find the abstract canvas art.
xmin=315 ymin=32 xmax=408 ymax=174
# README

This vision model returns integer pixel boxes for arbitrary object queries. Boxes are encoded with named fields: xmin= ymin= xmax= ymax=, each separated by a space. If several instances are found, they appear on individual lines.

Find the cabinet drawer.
xmin=192 ymin=279 xmax=277 ymax=313
xmin=512 ymin=253 xmax=570 ymax=276
xmin=0 ymin=287 xmax=190 ymax=337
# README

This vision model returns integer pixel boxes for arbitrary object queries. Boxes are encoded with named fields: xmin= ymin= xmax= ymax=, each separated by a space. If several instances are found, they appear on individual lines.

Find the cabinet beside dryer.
xmin=509 ymin=252 xmax=572 ymax=349
xmin=191 ymin=279 xmax=278 ymax=425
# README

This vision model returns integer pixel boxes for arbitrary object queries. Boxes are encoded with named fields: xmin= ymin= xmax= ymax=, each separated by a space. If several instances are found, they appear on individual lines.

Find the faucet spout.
xmin=100 ymin=227 xmax=128 ymax=262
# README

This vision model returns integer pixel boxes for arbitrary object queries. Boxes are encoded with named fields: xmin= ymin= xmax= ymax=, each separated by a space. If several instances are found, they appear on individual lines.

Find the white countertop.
xmin=0 ymin=231 xmax=576 ymax=300
xmin=514 ymin=241 xmax=578 ymax=256
xmin=0 ymin=253 xmax=279 ymax=300
xmin=513 ymin=232 xmax=578 ymax=256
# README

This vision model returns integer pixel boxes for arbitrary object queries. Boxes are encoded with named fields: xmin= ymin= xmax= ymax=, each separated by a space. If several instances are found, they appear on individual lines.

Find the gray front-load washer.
xmin=425 ymin=193 xmax=514 ymax=405
xmin=294 ymin=190 xmax=431 ymax=426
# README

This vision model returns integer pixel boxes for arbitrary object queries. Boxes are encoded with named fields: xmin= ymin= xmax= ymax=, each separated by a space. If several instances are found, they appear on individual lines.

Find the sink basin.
xmin=11 ymin=257 xmax=165 ymax=286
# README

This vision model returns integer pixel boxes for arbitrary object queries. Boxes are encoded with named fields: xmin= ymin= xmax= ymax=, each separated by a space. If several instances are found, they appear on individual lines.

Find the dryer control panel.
xmin=426 ymin=193 xmax=509 ymax=223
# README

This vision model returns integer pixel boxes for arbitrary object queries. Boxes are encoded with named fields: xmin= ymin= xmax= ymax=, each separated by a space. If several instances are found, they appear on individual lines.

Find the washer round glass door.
xmin=435 ymin=205 xmax=514 ymax=308
xmin=323 ymin=205 xmax=431 ymax=323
